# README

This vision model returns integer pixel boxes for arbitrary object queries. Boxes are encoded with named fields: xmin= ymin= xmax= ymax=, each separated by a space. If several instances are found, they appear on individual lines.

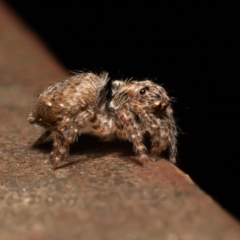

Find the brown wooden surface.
xmin=1 ymin=2 xmax=240 ymax=239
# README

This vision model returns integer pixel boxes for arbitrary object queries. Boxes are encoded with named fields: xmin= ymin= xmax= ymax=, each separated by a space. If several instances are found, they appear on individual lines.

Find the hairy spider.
xmin=108 ymin=79 xmax=177 ymax=167
xmin=28 ymin=71 xmax=177 ymax=169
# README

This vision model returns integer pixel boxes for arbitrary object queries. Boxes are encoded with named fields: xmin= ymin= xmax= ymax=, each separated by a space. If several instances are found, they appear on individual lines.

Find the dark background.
xmin=6 ymin=2 xmax=240 ymax=220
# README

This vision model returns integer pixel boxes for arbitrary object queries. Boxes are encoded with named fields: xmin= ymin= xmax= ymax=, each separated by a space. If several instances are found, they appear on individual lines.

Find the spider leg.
xmin=33 ymin=130 xmax=52 ymax=146
xmin=140 ymin=111 xmax=167 ymax=161
xmin=142 ymin=111 xmax=177 ymax=163
xmin=168 ymin=136 xmax=177 ymax=163
xmin=49 ymin=109 xmax=95 ymax=170
xmin=150 ymin=127 xmax=168 ymax=161
xmin=49 ymin=133 xmax=67 ymax=169
xmin=89 ymin=113 xmax=114 ymax=136
xmin=115 ymin=109 xmax=149 ymax=168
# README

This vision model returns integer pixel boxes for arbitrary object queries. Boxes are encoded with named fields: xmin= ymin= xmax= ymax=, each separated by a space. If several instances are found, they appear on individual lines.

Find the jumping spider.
xmin=28 ymin=72 xmax=177 ymax=169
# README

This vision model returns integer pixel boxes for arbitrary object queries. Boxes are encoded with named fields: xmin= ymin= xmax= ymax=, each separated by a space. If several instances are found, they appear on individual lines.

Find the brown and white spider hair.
xmin=28 ymin=72 xmax=177 ymax=169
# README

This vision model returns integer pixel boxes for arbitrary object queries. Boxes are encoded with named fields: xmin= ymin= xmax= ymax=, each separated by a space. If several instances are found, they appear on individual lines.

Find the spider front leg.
xmin=168 ymin=136 xmax=177 ymax=163
xmin=149 ymin=128 xmax=167 ymax=161
xmin=140 ymin=111 xmax=166 ymax=161
xmin=49 ymin=109 xmax=95 ymax=170
xmin=115 ymin=109 xmax=149 ymax=168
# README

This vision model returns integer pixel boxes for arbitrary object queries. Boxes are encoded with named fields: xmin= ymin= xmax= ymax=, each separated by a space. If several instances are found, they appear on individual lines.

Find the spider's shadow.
xmin=70 ymin=135 xmax=133 ymax=157
xmin=31 ymin=134 xmax=136 ymax=165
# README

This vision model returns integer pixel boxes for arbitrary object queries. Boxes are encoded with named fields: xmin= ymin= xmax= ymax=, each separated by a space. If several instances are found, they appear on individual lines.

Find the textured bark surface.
xmin=1 ymin=2 xmax=240 ymax=240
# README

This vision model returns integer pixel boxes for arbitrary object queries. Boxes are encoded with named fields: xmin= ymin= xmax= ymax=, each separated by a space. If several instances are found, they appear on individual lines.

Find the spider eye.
xmin=139 ymin=87 xmax=149 ymax=95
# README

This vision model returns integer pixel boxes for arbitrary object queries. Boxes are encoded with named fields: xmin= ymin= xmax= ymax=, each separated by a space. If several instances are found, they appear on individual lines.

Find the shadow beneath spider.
xmin=70 ymin=135 xmax=135 ymax=159
xmin=30 ymin=134 xmax=136 ymax=163
xmin=30 ymin=134 xmax=170 ymax=168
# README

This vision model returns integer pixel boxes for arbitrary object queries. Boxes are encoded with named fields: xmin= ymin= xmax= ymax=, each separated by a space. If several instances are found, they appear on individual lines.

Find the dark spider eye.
xmin=140 ymin=87 xmax=149 ymax=95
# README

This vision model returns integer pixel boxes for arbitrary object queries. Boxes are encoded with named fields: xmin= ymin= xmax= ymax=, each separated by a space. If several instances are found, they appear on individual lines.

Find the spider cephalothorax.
xmin=28 ymin=72 xmax=177 ymax=169
xmin=108 ymin=79 xmax=177 ymax=167
xmin=109 ymin=80 xmax=170 ymax=112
